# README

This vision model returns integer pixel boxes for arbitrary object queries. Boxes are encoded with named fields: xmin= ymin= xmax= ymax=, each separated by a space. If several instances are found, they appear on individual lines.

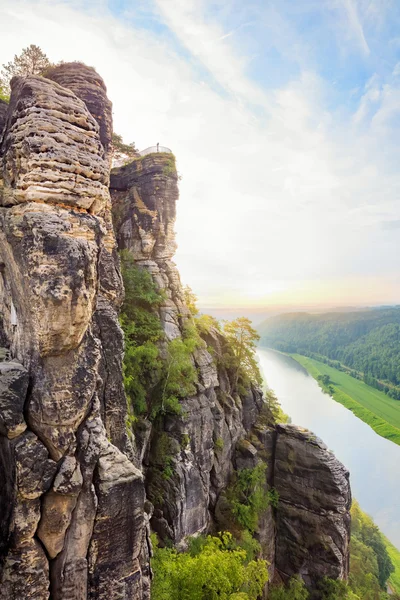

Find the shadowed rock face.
xmin=0 ymin=65 xmax=145 ymax=600
xmin=274 ymin=424 xmax=351 ymax=587
xmin=0 ymin=99 xmax=7 ymax=138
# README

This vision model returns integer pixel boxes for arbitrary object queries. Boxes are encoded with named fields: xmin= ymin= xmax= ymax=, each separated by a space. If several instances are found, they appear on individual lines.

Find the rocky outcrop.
xmin=111 ymin=154 xmax=189 ymax=339
xmin=110 ymin=156 xmax=262 ymax=543
xmin=0 ymin=65 xmax=145 ymax=600
xmin=47 ymin=63 xmax=113 ymax=166
xmin=110 ymin=155 xmax=352 ymax=594
xmin=274 ymin=425 xmax=351 ymax=587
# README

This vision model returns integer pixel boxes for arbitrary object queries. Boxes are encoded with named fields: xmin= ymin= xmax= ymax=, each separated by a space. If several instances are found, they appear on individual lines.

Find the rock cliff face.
xmin=0 ymin=66 xmax=145 ymax=600
xmin=0 ymin=62 xmax=351 ymax=600
xmin=110 ymin=155 xmax=351 ymax=588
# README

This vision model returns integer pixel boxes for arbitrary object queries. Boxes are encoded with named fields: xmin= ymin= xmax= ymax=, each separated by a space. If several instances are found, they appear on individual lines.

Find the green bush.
xmin=228 ymin=464 xmax=269 ymax=533
xmin=350 ymin=501 xmax=394 ymax=596
xmin=120 ymin=252 xmax=204 ymax=421
xmin=269 ymin=576 xmax=309 ymax=600
xmin=221 ymin=318 xmax=262 ymax=390
xmin=120 ymin=251 xmax=164 ymax=419
xmin=151 ymin=531 xmax=268 ymax=600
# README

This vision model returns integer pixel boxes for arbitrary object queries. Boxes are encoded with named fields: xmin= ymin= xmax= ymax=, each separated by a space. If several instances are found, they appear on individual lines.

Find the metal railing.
xmin=138 ymin=145 xmax=172 ymax=156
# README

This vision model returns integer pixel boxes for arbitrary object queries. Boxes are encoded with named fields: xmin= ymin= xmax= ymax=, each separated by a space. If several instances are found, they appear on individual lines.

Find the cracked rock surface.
xmin=0 ymin=64 xmax=146 ymax=600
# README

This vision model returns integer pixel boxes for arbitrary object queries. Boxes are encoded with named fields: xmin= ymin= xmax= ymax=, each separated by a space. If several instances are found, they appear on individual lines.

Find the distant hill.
xmin=258 ymin=307 xmax=400 ymax=394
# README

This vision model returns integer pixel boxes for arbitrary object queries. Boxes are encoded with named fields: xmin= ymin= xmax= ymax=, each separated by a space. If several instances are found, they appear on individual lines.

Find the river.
xmin=257 ymin=347 xmax=400 ymax=549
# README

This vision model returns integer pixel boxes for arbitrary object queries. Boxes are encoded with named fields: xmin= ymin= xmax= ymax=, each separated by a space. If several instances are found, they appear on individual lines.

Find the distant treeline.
xmin=258 ymin=307 xmax=400 ymax=400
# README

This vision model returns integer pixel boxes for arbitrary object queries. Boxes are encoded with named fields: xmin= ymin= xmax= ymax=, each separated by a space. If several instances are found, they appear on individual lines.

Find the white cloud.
xmin=340 ymin=0 xmax=370 ymax=55
xmin=0 ymin=0 xmax=399 ymax=308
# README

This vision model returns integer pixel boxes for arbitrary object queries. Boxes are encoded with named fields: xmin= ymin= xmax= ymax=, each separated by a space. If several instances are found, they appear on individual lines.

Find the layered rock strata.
xmin=0 ymin=66 xmax=145 ymax=600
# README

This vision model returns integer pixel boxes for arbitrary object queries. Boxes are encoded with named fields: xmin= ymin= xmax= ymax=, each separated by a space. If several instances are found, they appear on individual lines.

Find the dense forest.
xmin=258 ymin=308 xmax=400 ymax=398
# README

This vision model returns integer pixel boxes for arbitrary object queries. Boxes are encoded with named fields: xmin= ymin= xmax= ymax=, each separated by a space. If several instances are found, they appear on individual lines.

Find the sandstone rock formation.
xmin=0 ymin=65 xmax=145 ymax=600
xmin=274 ymin=424 xmax=351 ymax=586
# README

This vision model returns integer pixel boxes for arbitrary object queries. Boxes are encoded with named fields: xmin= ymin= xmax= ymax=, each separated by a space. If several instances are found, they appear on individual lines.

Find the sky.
xmin=1 ymin=0 xmax=400 ymax=311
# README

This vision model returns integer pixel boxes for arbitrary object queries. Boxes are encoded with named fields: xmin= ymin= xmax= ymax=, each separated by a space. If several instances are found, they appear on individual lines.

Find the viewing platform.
xmin=138 ymin=145 xmax=172 ymax=156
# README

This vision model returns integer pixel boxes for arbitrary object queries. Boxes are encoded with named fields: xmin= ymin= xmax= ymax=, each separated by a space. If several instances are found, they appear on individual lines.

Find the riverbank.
xmin=257 ymin=348 xmax=400 ymax=595
xmin=385 ymin=536 xmax=400 ymax=594
xmin=290 ymin=354 xmax=400 ymax=447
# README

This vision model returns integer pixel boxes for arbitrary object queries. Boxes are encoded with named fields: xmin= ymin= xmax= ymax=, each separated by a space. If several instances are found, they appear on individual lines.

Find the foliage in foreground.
xmin=151 ymin=532 xmax=269 ymax=600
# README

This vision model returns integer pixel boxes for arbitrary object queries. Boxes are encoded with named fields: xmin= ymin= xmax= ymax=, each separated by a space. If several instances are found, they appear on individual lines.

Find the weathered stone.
xmin=1 ymin=75 xmax=109 ymax=212
xmin=275 ymin=424 xmax=351 ymax=514
xmin=53 ymin=456 xmax=84 ymax=495
xmin=46 ymin=63 xmax=113 ymax=166
xmin=111 ymin=154 xmax=189 ymax=342
xmin=0 ymin=436 xmax=15 ymax=571
xmin=37 ymin=458 xmax=83 ymax=559
xmin=0 ymin=360 xmax=28 ymax=438
xmin=0 ymin=539 xmax=50 ymax=600
xmin=88 ymin=444 xmax=144 ymax=599
xmin=14 ymin=432 xmax=57 ymax=499
xmin=0 ymin=65 xmax=146 ymax=599
xmin=28 ymin=329 xmax=101 ymax=460
xmin=274 ymin=424 xmax=351 ymax=587
xmin=93 ymin=296 xmax=131 ymax=454
xmin=0 ymin=204 xmax=101 ymax=362
xmin=38 ymin=492 xmax=79 ymax=559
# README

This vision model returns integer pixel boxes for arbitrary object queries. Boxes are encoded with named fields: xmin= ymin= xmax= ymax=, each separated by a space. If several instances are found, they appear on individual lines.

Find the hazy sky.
xmin=1 ymin=0 xmax=400 ymax=309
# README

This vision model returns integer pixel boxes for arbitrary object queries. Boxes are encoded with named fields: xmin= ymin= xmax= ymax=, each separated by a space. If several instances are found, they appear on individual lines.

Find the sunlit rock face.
xmin=0 ymin=65 xmax=146 ymax=600
xmin=47 ymin=62 xmax=113 ymax=166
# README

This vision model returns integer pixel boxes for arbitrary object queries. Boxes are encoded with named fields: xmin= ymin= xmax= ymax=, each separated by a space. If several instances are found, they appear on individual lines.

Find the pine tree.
xmin=0 ymin=45 xmax=52 ymax=95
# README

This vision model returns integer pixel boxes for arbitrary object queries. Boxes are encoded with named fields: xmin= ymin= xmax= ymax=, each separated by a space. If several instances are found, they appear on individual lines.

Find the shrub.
xmin=120 ymin=251 xmax=164 ymax=418
xmin=228 ymin=464 xmax=269 ymax=533
xmin=151 ymin=531 xmax=268 ymax=600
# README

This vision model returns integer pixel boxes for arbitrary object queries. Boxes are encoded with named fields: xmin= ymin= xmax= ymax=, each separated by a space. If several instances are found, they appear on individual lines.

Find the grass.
xmin=291 ymin=354 xmax=400 ymax=446
xmin=384 ymin=535 xmax=400 ymax=594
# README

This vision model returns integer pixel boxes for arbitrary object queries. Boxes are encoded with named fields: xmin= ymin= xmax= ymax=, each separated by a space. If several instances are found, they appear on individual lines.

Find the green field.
xmin=385 ymin=535 xmax=400 ymax=594
xmin=291 ymin=354 xmax=400 ymax=446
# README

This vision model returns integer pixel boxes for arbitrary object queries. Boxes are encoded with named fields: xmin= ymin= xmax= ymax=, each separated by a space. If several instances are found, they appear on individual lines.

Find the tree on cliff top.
xmin=0 ymin=45 xmax=52 ymax=97
xmin=112 ymin=132 xmax=137 ymax=165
